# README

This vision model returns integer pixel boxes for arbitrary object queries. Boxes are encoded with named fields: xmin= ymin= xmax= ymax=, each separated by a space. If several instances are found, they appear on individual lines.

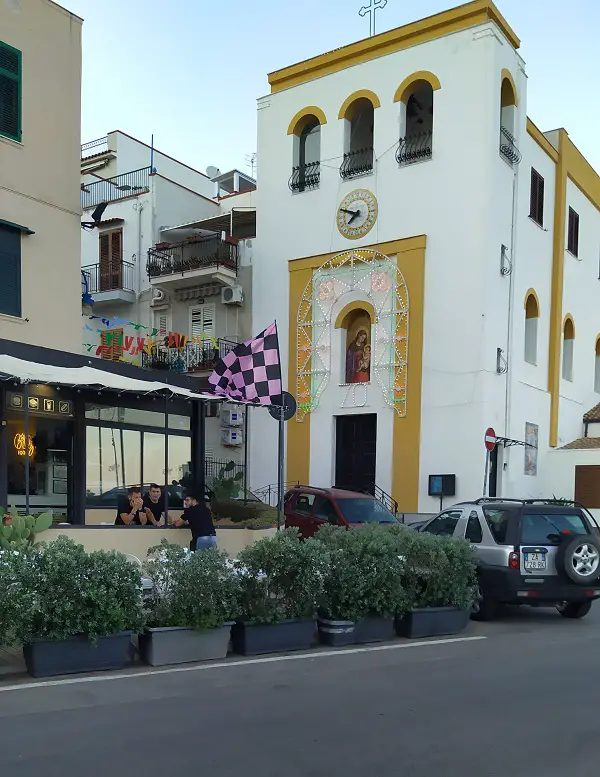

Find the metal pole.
xmin=483 ymin=450 xmax=490 ymax=497
xmin=164 ymin=393 xmax=169 ymax=525
xmin=243 ymin=405 xmax=249 ymax=505
xmin=23 ymin=382 xmax=30 ymax=514
xmin=276 ymin=404 xmax=285 ymax=531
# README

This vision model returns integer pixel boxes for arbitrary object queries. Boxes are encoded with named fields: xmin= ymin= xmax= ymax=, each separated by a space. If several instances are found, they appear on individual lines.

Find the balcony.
xmin=141 ymin=338 xmax=238 ymax=374
xmin=396 ymin=130 xmax=433 ymax=166
xmin=289 ymin=162 xmax=320 ymax=193
xmin=146 ymin=235 xmax=238 ymax=290
xmin=82 ymin=261 xmax=136 ymax=306
xmin=499 ymin=126 xmax=522 ymax=166
xmin=339 ymin=147 xmax=374 ymax=181
xmin=81 ymin=136 xmax=108 ymax=158
xmin=81 ymin=167 xmax=151 ymax=210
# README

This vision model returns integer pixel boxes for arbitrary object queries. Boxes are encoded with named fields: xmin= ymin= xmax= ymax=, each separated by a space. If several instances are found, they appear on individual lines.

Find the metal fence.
xmin=340 ymin=147 xmax=374 ymax=180
xmin=289 ymin=162 xmax=320 ymax=192
xmin=146 ymin=236 xmax=239 ymax=278
xmin=81 ymin=136 xmax=108 ymax=157
xmin=205 ymin=458 xmax=245 ymax=487
xmin=499 ymin=126 xmax=522 ymax=166
xmin=81 ymin=167 xmax=152 ymax=210
xmin=396 ymin=130 xmax=433 ymax=166
xmin=141 ymin=338 xmax=238 ymax=374
xmin=82 ymin=261 xmax=135 ymax=294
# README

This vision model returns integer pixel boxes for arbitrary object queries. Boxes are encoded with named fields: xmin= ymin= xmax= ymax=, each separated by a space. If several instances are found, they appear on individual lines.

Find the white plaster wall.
xmin=153 ymin=176 xmax=219 ymax=233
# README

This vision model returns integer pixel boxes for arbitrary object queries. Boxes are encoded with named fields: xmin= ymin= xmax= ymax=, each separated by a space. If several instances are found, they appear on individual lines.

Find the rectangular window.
xmin=0 ymin=41 xmax=22 ymax=142
xmin=0 ymin=224 xmax=21 ymax=317
xmin=190 ymin=303 xmax=215 ymax=339
xmin=567 ymin=207 xmax=579 ymax=257
xmin=100 ymin=328 xmax=124 ymax=362
xmin=529 ymin=168 xmax=544 ymax=226
xmin=520 ymin=513 xmax=588 ymax=545
xmin=99 ymin=229 xmax=123 ymax=291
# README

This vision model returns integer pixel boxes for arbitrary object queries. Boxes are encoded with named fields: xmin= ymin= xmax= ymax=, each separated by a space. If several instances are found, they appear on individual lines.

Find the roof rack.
xmin=474 ymin=497 xmax=586 ymax=507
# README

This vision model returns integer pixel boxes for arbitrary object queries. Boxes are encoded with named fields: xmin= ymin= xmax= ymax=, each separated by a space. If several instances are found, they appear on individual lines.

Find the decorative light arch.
xmin=500 ymin=68 xmax=518 ymax=107
xmin=296 ymin=248 xmax=409 ymax=421
xmin=338 ymin=89 xmax=381 ymax=120
xmin=393 ymin=70 xmax=441 ymax=104
xmin=287 ymin=106 xmax=328 ymax=136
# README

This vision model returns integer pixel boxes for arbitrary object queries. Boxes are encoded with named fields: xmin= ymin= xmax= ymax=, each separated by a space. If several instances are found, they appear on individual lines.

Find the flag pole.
xmin=277 ymin=403 xmax=284 ymax=531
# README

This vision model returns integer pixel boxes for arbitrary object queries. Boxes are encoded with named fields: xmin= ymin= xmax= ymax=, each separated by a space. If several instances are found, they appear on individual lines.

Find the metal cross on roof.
xmin=359 ymin=0 xmax=388 ymax=37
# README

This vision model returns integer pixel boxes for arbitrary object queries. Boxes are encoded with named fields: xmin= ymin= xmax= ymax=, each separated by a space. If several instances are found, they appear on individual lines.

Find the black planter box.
xmin=395 ymin=607 xmax=470 ymax=639
xmin=231 ymin=619 xmax=316 ymax=656
xmin=23 ymin=632 xmax=134 ymax=678
xmin=318 ymin=616 xmax=395 ymax=647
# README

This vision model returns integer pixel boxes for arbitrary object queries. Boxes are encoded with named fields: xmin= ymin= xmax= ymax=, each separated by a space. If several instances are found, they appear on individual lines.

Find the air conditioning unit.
xmin=221 ymin=408 xmax=243 ymax=427
xmin=221 ymin=285 xmax=243 ymax=306
xmin=222 ymin=428 xmax=243 ymax=447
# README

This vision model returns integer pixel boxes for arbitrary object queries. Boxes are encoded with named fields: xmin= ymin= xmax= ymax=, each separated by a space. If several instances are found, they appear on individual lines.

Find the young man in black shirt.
xmin=174 ymin=490 xmax=216 ymax=551
xmin=115 ymin=486 xmax=146 ymax=526
xmin=143 ymin=484 xmax=164 ymax=526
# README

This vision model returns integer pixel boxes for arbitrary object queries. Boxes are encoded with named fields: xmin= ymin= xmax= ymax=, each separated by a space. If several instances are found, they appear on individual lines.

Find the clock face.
xmin=336 ymin=189 xmax=378 ymax=240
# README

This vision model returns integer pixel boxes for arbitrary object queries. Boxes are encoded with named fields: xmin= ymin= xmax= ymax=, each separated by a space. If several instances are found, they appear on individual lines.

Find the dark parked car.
xmin=284 ymin=486 xmax=398 ymax=539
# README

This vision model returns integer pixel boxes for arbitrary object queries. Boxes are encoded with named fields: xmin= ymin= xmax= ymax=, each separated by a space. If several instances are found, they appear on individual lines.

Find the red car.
xmin=284 ymin=486 xmax=398 ymax=539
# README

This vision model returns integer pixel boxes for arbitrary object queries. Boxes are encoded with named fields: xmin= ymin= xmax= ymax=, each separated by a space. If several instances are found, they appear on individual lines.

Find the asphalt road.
xmin=2 ymin=605 xmax=600 ymax=777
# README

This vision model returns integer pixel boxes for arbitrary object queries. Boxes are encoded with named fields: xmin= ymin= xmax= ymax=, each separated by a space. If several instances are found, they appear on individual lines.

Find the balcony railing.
xmin=499 ymin=126 xmax=522 ymax=166
xmin=81 ymin=167 xmax=152 ymax=210
xmin=82 ymin=261 xmax=135 ymax=294
xmin=146 ymin=235 xmax=239 ymax=279
xmin=396 ymin=130 xmax=433 ymax=166
xmin=81 ymin=136 xmax=108 ymax=157
xmin=340 ymin=147 xmax=374 ymax=180
xmin=141 ymin=339 xmax=238 ymax=373
xmin=289 ymin=162 xmax=320 ymax=193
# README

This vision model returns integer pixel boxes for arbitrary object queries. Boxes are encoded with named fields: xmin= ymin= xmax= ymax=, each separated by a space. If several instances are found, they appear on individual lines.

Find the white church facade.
xmin=249 ymin=0 xmax=600 ymax=513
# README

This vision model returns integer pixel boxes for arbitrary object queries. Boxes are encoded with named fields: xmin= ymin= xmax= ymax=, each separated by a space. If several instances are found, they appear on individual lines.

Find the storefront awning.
xmin=0 ymin=354 xmax=219 ymax=401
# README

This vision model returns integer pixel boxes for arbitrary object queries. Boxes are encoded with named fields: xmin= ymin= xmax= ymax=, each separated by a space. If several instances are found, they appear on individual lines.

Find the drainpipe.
xmin=133 ymin=199 xmax=146 ymax=326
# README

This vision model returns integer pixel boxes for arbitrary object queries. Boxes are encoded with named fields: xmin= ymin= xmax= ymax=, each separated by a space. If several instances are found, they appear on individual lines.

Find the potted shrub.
xmin=232 ymin=528 xmax=328 ymax=655
xmin=391 ymin=527 xmax=477 ymax=638
xmin=17 ymin=536 xmax=144 ymax=678
xmin=0 ymin=546 xmax=35 ymax=650
xmin=139 ymin=540 xmax=240 ymax=666
xmin=0 ymin=507 xmax=53 ymax=551
xmin=316 ymin=525 xmax=407 ymax=646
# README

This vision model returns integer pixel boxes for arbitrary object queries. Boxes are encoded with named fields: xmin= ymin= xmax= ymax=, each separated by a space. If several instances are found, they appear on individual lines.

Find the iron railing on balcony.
xmin=81 ymin=167 xmax=152 ymax=210
xmin=396 ymin=130 xmax=433 ymax=166
xmin=81 ymin=136 xmax=108 ymax=157
xmin=82 ymin=261 xmax=135 ymax=294
xmin=289 ymin=161 xmax=320 ymax=192
xmin=146 ymin=235 xmax=239 ymax=279
xmin=499 ymin=126 xmax=522 ymax=166
xmin=141 ymin=339 xmax=238 ymax=374
xmin=339 ymin=147 xmax=374 ymax=180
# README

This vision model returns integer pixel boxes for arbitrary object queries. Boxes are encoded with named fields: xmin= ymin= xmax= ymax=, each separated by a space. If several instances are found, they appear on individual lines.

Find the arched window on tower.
xmin=562 ymin=317 xmax=575 ymax=382
xmin=594 ymin=338 xmax=600 ymax=393
xmin=342 ymin=308 xmax=372 ymax=384
xmin=339 ymin=93 xmax=378 ymax=181
xmin=397 ymin=81 xmax=434 ymax=165
xmin=524 ymin=292 xmax=539 ymax=365
xmin=499 ymin=71 xmax=520 ymax=165
xmin=288 ymin=112 xmax=322 ymax=193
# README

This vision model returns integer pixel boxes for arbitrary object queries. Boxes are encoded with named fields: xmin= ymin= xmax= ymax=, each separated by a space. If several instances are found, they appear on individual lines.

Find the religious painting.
xmin=524 ymin=422 xmax=539 ymax=476
xmin=345 ymin=310 xmax=371 ymax=384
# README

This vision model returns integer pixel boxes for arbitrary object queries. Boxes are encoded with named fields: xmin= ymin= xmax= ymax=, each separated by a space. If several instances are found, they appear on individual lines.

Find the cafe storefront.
xmin=0 ymin=339 xmax=215 ymax=524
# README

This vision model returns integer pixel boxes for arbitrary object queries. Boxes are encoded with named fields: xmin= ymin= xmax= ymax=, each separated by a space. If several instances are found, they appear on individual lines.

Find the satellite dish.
xmin=206 ymin=166 xmax=221 ymax=179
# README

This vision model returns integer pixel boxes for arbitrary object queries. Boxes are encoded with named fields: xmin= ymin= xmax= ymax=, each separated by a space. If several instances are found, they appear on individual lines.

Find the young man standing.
xmin=174 ymin=490 xmax=216 ymax=551
xmin=115 ymin=486 xmax=146 ymax=526
xmin=143 ymin=484 xmax=164 ymax=526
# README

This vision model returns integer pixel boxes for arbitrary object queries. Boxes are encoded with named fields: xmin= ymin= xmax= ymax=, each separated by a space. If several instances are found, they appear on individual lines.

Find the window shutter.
xmin=574 ymin=465 xmax=600 ymax=508
xmin=99 ymin=233 xmax=110 ymax=290
xmin=201 ymin=303 xmax=215 ymax=337
xmin=0 ymin=225 xmax=21 ymax=317
xmin=100 ymin=328 xmax=124 ymax=362
xmin=156 ymin=313 xmax=169 ymax=335
xmin=190 ymin=304 xmax=215 ymax=339
xmin=537 ymin=175 xmax=544 ymax=225
xmin=0 ymin=42 xmax=21 ymax=141
xmin=568 ymin=208 xmax=579 ymax=256
xmin=529 ymin=169 xmax=538 ymax=220
xmin=110 ymin=230 xmax=122 ymax=288
xmin=529 ymin=169 xmax=544 ymax=226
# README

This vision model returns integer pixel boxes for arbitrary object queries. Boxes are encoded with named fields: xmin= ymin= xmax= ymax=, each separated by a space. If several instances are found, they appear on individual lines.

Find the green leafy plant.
xmin=0 ymin=507 xmax=53 ymax=552
xmin=316 ymin=525 xmax=410 ymax=621
xmin=15 ymin=536 xmax=145 ymax=645
xmin=0 ymin=546 xmax=36 ymax=647
xmin=143 ymin=540 xmax=240 ymax=630
xmin=210 ymin=498 xmax=277 ymax=527
xmin=236 ymin=528 xmax=329 ymax=625
xmin=210 ymin=462 xmax=244 ymax=501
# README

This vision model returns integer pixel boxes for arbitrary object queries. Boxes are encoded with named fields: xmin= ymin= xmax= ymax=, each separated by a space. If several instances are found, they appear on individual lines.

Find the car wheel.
xmin=555 ymin=535 xmax=600 ymax=585
xmin=556 ymin=601 xmax=592 ymax=619
xmin=470 ymin=584 xmax=499 ymax=621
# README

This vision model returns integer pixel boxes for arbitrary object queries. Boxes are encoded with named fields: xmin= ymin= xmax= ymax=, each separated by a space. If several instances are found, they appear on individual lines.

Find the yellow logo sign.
xmin=14 ymin=433 xmax=35 ymax=458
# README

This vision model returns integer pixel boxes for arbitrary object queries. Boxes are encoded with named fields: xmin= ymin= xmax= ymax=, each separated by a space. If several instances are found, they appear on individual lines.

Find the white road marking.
xmin=0 ymin=635 xmax=486 ymax=694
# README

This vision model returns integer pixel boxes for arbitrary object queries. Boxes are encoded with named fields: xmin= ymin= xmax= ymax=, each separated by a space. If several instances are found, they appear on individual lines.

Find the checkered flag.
xmin=208 ymin=322 xmax=283 ymax=406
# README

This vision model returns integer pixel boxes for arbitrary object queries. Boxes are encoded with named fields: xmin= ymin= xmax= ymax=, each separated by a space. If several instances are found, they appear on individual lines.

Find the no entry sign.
xmin=484 ymin=428 xmax=497 ymax=451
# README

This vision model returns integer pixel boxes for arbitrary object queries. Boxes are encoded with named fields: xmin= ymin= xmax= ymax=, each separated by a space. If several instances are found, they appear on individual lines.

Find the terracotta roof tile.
xmin=584 ymin=402 xmax=600 ymax=422
xmin=560 ymin=437 xmax=600 ymax=450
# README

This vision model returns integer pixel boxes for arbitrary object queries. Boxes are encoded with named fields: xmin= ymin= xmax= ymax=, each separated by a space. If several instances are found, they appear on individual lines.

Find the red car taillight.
xmin=508 ymin=551 xmax=520 ymax=569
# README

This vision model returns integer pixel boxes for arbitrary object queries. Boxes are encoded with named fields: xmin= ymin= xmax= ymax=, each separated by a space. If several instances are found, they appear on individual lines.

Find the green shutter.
xmin=0 ymin=225 xmax=22 ymax=317
xmin=0 ymin=41 xmax=21 ymax=142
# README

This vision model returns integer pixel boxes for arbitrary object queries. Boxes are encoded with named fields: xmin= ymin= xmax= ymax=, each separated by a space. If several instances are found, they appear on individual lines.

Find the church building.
xmin=249 ymin=0 xmax=600 ymax=513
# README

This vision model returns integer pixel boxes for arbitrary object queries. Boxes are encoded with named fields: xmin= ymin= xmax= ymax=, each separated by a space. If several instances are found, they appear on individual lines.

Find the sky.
xmin=66 ymin=0 xmax=600 ymax=175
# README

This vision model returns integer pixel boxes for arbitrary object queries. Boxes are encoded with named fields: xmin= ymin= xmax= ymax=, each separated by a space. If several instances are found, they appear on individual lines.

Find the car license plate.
xmin=524 ymin=552 xmax=547 ymax=571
